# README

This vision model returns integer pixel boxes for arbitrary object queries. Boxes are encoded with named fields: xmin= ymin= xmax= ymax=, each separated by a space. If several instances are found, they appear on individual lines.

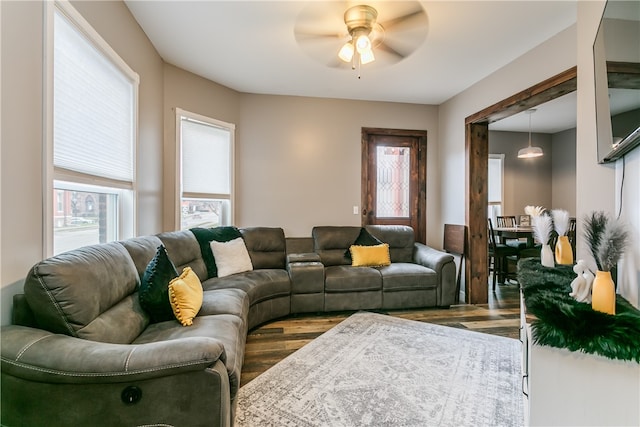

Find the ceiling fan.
xmin=294 ymin=1 xmax=428 ymax=76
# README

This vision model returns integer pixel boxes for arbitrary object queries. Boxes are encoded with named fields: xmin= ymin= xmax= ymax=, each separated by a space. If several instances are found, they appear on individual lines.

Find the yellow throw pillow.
xmin=168 ymin=267 xmax=203 ymax=326
xmin=350 ymin=243 xmax=391 ymax=267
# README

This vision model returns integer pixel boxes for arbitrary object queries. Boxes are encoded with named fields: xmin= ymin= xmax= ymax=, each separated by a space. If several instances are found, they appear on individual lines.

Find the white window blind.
xmin=53 ymin=9 xmax=134 ymax=182
xmin=488 ymin=156 xmax=503 ymax=204
xmin=181 ymin=119 xmax=231 ymax=195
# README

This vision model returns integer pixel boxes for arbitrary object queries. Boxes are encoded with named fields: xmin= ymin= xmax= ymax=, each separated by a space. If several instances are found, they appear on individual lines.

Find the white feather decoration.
xmin=532 ymin=215 xmax=553 ymax=245
xmin=525 ymin=205 xmax=546 ymax=218
xmin=551 ymin=209 xmax=570 ymax=236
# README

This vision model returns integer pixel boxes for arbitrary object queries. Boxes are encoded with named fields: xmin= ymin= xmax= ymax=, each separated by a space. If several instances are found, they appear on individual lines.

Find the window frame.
xmin=175 ymin=108 xmax=235 ymax=230
xmin=44 ymin=0 xmax=139 ymax=256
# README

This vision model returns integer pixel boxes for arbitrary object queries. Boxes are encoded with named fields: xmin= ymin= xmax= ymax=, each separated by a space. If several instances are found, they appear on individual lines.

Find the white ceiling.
xmin=124 ymin=0 xmax=579 ymax=132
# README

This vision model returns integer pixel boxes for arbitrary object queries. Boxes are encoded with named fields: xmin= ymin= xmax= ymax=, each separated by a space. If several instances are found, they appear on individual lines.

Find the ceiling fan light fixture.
xmin=338 ymin=42 xmax=354 ymax=62
xmin=360 ymin=47 xmax=375 ymax=64
xmin=355 ymin=34 xmax=372 ymax=53
xmin=336 ymin=5 xmax=381 ymax=72
xmin=517 ymin=109 xmax=544 ymax=159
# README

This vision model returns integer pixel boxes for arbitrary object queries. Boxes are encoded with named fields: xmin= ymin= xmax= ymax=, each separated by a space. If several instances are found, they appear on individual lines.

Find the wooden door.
xmin=361 ymin=128 xmax=427 ymax=243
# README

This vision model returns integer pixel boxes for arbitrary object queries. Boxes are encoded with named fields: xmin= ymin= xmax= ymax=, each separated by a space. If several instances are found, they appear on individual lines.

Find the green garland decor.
xmin=518 ymin=258 xmax=640 ymax=363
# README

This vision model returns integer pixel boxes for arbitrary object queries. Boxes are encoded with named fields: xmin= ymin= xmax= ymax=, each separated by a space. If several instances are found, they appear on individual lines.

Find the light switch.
xmin=353 ymin=206 xmax=359 ymax=215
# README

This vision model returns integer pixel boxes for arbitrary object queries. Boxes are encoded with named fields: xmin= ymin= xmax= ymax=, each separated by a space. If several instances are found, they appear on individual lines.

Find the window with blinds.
xmin=49 ymin=3 xmax=138 ymax=255
xmin=177 ymin=110 xmax=235 ymax=230
xmin=488 ymin=154 xmax=505 ymax=224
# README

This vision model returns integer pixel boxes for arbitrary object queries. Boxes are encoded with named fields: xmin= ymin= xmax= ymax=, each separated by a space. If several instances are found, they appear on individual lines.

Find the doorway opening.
xmin=464 ymin=67 xmax=577 ymax=304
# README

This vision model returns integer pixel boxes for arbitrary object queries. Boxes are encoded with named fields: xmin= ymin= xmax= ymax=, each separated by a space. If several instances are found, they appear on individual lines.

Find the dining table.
xmin=493 ymin=226 xmax=535 ymax=248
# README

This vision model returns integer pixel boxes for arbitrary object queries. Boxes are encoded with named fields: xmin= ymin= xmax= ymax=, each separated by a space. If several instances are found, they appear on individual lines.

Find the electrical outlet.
xmin=353 ymin=206 xmax=359 ymax=215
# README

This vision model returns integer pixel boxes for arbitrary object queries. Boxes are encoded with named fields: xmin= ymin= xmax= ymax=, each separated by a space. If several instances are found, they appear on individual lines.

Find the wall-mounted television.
xmin=593 ymin=1 xmax=640 ymax=164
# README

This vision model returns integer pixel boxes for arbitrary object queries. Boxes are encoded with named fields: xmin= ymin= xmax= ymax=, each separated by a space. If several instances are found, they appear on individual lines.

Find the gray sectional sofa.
xmin=1 ymin=224 xmax=455 ymax=427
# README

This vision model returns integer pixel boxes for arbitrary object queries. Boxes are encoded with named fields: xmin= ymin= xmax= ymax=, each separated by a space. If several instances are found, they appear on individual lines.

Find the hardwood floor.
xmin=240 ymin=281 xmax=521 ymax=386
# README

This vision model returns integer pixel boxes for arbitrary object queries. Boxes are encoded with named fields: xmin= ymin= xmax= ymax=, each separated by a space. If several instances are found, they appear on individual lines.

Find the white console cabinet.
xmin=520 ymin=290 xmax=640 ymax=426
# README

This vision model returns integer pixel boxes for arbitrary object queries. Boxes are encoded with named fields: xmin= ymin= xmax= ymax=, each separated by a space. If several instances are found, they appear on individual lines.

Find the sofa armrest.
xmin=1 ymin=325 xmax=226 ymax=384
xmin=413 ymin=243 xmax=457 ymax=306
xmin=286 ymin=252 xmax=321 ymax=264
xmin=286 ymin=253 xmax=325 ymax=313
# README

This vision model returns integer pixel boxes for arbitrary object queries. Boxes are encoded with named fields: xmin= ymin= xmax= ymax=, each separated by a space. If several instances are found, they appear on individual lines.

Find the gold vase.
xmin=591 ymin=270 xmax=616 ymax=315
xmin=554 ymin=235 xmax=573 ymax=265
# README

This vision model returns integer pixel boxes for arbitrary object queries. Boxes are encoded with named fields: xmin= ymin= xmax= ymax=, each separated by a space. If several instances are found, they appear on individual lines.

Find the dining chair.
xmin=496 ymin=215 xmax=517 ymax=228
xmin=567 ymin=217 xmax=577 ymax=259
xmin=488 ymin=218 xmax=519 ymax=290
xmin=496 ymin=215 xmax=527 ymax=250
xmin=444 ymin=224 xmax=466 ymax=304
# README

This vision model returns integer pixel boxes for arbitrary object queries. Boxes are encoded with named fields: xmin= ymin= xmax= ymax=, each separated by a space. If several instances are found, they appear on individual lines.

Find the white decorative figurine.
xmin=569 ymin=259 xmax=593 ymax=303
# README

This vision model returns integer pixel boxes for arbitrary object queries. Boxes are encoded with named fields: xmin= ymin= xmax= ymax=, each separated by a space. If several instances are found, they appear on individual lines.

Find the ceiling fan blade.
xmin=377 ymin=41 xmax=407 ymax=60
xmin=295 ymin=30 xmax=343 ymax=41
xmin=327 ymin=57 xmax=352 ymax=69
xmin=379 ymin=8 xmax=426 ymax=31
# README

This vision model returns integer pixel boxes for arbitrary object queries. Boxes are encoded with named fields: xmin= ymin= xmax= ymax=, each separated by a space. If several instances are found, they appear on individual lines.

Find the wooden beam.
xmin=465 ymin=122 xmax=489 ymax=304
xmin=607 ymin=62 xmax=640 ymax=89
xmin=465 ymin=66 xmax=577 ymax=125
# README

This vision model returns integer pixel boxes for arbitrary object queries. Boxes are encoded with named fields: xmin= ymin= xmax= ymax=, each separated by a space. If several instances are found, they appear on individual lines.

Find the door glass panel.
xmin=376 ymin=146 xmax=410 ymax=218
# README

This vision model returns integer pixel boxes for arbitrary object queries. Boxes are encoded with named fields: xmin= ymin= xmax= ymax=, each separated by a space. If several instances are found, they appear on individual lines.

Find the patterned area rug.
xmin=235 ymin=312 xmax=524 ymax=427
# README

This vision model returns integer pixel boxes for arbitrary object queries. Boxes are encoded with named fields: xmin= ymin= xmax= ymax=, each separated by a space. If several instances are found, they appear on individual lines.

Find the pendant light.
xmin=518 ymin=109 xmax=544 ymax=159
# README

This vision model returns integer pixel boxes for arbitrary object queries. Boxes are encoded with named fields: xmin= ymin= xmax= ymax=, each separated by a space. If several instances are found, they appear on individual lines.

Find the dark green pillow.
xmin=190 ymin=226 xmax=242 ymax=278
xmin=139 ymin=244 xmax=179 ymax=323
xmin=345 ymin=227 xmax=384 ymax=259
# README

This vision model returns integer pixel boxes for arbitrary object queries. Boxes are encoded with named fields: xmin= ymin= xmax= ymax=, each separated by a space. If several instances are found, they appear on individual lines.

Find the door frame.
xmin=464 ymin=67 xmax=577 ymax=304
xmin=361 ymin=127 xmax=427 ymax=243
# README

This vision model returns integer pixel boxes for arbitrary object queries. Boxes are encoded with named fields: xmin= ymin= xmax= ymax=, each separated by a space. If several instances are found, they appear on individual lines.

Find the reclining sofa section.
xmin=1 ymin=225 xmax=455 ymax=427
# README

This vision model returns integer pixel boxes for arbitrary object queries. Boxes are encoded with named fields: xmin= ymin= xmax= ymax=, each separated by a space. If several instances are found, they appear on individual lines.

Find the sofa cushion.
xmin=344 ymin=227 xmax=383 ymax=259
xmin=324 ymin=265 xmax=382 ymax=292
xmin=202 ymin=269 xmax=291 ymax=306
xmin=241 ymin=227 xmax=287 ymax=269
xmin=23 ymin=242 xmax=146 ymax=343
xmin=133 ymin=313 xmax=246 ymax=401
xmin=312 ymin=226 xmax=362 ymax=266
xmin=157 ymin=230 xmax=209 ymax=281
xmin=190 ymin=226 xmax=242 ymax=278
xmin=169 ymin=267 xmax=204 ymax=326
xmin=366 ymin=225 xmax=415 ymax=263
xmin=119 ymin=235 xmax=163 ymax=279
xmin=378 ymin=263 xmax=438 ymax=291
xmin=139 ymin=245 xmax=179 ymax=323
xmin=210 ymin=237 xmax=253 ymax=277
xmin=200 ymin=288 xmax=250 ymax=322
xmin=350 ymin=243 xmax=391 ymax=267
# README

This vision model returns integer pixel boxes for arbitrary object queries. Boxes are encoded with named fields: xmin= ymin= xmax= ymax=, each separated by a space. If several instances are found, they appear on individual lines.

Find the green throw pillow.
xmin=345 ymin=227 xmax=383 ymax=259
xmin=139 ymin=244 xmax=179 ymax=323
xmin=190 ymin=226 xmax=243 ymax=278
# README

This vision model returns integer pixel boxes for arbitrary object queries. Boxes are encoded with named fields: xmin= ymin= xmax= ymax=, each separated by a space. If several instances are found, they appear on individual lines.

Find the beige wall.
xmin=237 ymin=94 xmax=438 ymax=239
xmin=576 ymin=0 xmax=615 ymax=236
xmin=489 ymin=128 xmax=577 ymax=219
xmin=489 ymin=131 xmax=553 ymax=217
xmin=551 ymin=128 xmax=577 ymax=215
xmin=162 ymin=63 xmax=241 ymax=231
xmin=1 ymin=1 xmax=45 ymax=323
